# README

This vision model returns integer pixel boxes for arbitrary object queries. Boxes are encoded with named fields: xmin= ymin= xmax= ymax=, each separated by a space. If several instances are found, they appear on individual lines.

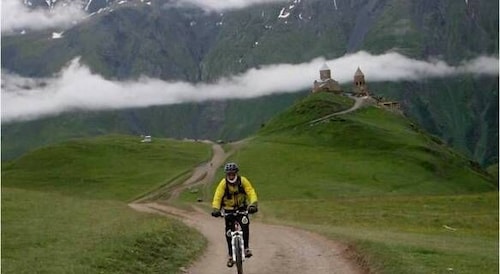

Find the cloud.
xmin=1 ymin=0 xmax=86 ymax=34
xmin=175 ymin=0 xmax=288 ymax=11
xmin=1 ymin=51 xmax=498 ymax=122
xmin=0 ymin=0 xmax=287 ymax=34
xmin=325 ymin=51 xmax=499 ymax=82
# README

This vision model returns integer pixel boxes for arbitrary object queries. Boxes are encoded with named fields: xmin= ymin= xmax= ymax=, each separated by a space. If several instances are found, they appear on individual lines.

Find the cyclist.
xmin=211 ymin=162 xmax=258 ymax=267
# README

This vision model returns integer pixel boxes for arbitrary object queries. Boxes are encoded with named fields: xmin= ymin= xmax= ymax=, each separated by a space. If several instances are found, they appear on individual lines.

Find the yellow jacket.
xmin=212 ymin=176 xmax=258 ymax=210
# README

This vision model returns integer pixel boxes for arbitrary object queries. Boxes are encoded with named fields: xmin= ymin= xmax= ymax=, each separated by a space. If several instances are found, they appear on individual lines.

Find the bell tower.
xmin=319 ymin=63 xmax=331 ymax=81
xmin=354 ymin=67 xmax=365 ymax=87
xmin=353 ymin=67 xmax=369 ymax=96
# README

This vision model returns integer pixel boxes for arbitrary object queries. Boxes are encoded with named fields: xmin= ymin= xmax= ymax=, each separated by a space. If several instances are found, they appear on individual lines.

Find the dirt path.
xmin=309 ymin=95 xmax=376 ymax=125
xmin=129 ymin=141 xmax=366 ymax=274
xmin=167 ymin=142 xmax=226 ymax=202
xmin=130 ymin=202 xmax=363 ymax=274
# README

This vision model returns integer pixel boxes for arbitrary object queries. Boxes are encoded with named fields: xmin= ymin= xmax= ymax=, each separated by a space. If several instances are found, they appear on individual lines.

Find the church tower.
xmin=354 ymin=67 xmax=365 ymax=87
xmin=319 ymin=63 xmax=331 ymax=81
xmin=353 ymin=67 xmax=369 ymax=96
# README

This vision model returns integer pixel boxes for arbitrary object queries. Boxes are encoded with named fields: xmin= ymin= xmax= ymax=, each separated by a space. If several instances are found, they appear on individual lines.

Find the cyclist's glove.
xmin=211 ymin=208 xmax=222 ymax=217
xmin=247 ymin=204 xmax=258 ymax=214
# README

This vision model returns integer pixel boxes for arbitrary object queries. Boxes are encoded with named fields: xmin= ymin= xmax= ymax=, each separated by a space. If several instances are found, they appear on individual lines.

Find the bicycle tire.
xmin=234 ymin=237 xmax=243 ymax=274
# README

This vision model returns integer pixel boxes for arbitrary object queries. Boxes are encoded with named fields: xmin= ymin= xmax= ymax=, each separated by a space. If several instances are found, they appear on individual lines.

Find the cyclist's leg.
xmin=239 ymin=214 xmax=253 ymax=258
xmin=225 ymin=216 xmax=236 ymax=267
xmin=239 ymin=214 xmax=250 ymax=249
xmin=224 ymin=216 xmax=234 ymax=256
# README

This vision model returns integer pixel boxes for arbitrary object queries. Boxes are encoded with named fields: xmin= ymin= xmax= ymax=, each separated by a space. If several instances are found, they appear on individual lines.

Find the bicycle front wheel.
xmin=234 ymin=237 xmax=243 ymax=274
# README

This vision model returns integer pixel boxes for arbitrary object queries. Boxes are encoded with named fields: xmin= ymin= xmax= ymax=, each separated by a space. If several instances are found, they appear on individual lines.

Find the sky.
xmin=2 ymin=51 xmax=498 ymax=123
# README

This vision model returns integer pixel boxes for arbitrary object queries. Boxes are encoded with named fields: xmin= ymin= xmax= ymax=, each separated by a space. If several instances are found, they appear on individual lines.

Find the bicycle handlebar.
xmin=221 ymin=210 xmax=249 ymax=217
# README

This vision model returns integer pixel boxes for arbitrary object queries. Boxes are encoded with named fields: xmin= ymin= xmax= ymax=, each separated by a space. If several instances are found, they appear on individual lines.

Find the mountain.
xmin=371 ymin=76 xmax=499 ymax=166
xmin=1 ymin=0 xmax=498 ymax=166
xmin=22 ymin=0 xmax=115 ymax=14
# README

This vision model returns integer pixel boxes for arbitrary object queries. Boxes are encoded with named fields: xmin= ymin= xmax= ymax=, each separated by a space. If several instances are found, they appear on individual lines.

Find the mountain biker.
xmin=211 ymin=162 xmax=258 ymax=268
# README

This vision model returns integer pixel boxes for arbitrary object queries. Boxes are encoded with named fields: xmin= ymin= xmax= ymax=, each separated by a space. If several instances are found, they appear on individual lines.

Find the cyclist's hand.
xmin=247 ymin=204 xmax=258 ymax=214
xmin=211 ymin=208 xmax=221 ymax=217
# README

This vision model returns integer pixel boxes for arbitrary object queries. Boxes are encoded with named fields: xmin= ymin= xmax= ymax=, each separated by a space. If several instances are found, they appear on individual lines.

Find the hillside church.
xmin=311 ymin=64 xmax=401 ymax=112
xmin=311 ymin=64 xmax=369 ymax=97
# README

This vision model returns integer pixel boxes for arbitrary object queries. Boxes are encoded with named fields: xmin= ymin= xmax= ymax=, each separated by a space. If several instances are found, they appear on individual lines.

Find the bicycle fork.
xmin=230 ymin=231 xmax=245 ymax=262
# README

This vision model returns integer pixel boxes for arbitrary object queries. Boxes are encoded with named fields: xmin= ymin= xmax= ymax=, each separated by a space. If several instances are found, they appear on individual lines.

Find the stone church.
xmin=311 ymin=64 xmax=343 ymax=94
xmin=311 ymin=64 xmax=370 ymax=97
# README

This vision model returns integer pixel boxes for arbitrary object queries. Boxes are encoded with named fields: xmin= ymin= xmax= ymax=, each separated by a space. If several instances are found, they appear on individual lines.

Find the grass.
xmin=486 ymin=163 xmax=499 ymax=183
xmin=266 ymin=193 xmax=498 ymax=236
xmin=240 ymin=106 xmax=495 ymax=199
xmin=2 ymin=134 xmax=211 ymax=201
xmin=201 ymin=92 xmax=498 ymax=273
xmin=1 ymin=187 xmax=207 ymax=274
xmin=1 ymin=134 xmax=211 ymax=273
xmin=2 ymin=94 xmax=498 ymax=274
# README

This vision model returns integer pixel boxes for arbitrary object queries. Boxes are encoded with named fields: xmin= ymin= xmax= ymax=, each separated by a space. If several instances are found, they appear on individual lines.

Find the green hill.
xmin=1 ymin=135 xmax=211 ymax=273
xmin=2 ymin=134 xmax=212 ymax=200
xmin=2 ymin=94 xmax=498 ymax=273
xmin=195 ymin=92 xmax=498 ymax=273
xmin=247 ymin=92 xmax=495 ymax=196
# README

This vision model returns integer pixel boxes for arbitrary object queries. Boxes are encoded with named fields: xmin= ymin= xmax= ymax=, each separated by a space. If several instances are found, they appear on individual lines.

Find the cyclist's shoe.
xmin=244 ymin=248 xmax=253 ymax=258
xmin=226 ymin=256 xmax=234 ymax=267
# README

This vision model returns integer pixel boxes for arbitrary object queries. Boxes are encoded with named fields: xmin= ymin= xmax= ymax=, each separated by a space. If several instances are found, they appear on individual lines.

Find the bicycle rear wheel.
xmin=234 ymin=237 xmax=243 ymax=274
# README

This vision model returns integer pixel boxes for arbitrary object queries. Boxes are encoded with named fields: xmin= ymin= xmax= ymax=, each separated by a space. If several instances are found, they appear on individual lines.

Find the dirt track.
xmin=130 ymin=112 xmax=368 ymax=273
xmin=130 ymin=202 xmax=364 ymax=274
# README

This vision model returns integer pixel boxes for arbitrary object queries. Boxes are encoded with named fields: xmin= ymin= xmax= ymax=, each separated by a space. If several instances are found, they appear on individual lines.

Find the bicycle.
xmin=221 ymin=210 xmax=250 ymax=274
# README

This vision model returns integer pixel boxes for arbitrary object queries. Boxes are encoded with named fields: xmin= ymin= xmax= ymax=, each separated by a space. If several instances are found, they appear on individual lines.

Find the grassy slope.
xmin=1 ymin=92 xmax=306 ymax=161
xmin=2 ymin=94 xmax=498 ymax=273
xmin=203 ymin=93 xmax=498 ymax=273
xmin=1 ymin=135 xmax=211 ymax=273
xmin=486 ymin=163 xmax=499 ymax=184
xmin=2 ymin=188 xmax=206 ymax=274
xmin=2 ymin=134 xmax=211 ymax=201
xmin=370 ymin=76 xmax=499 ymax=167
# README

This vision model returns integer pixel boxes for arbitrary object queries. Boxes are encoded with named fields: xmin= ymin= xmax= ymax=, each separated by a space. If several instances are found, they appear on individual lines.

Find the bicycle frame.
xmin=222 ymin=211 xmax=248 ymax=263
xmin=230 ymin=220 xmax=245 ymax=262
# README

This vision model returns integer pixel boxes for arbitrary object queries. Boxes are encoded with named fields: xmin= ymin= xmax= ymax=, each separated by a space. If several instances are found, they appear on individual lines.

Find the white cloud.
xmin=175 ymin=0 xmax=288 ymax=11
xmin=1 ymin=0 xmax=86 ymax=34
xmin=1 ymin=52 xmax=498 ymax=122
xmin=327 ymin=51 xmax=497 ymax=81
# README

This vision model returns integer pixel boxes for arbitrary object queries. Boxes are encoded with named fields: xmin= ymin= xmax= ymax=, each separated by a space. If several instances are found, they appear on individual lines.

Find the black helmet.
xmin=224 ymin=162 xmax=239 ymax=173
